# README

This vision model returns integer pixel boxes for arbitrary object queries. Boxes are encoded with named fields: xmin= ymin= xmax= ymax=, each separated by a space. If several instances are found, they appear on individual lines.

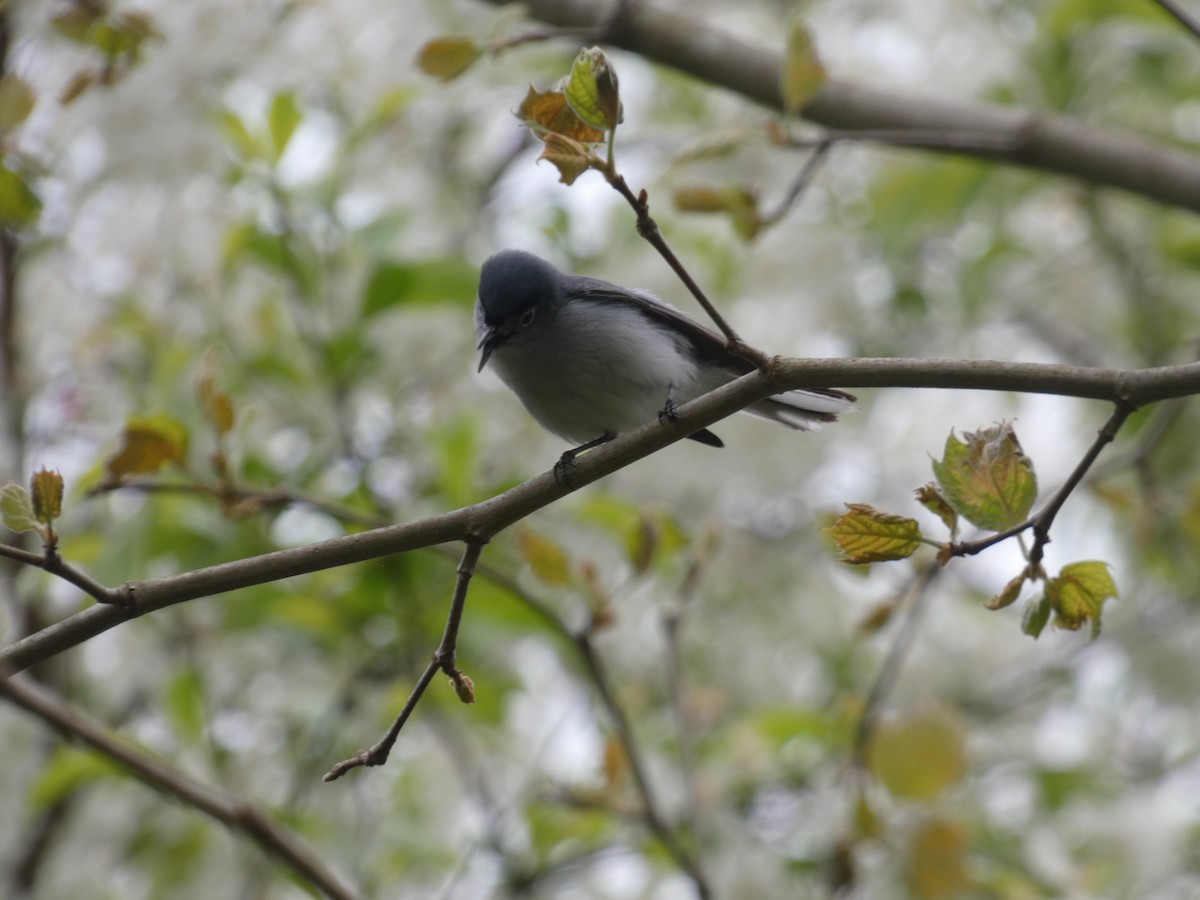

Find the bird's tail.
xmin=747 ymin=388 xmax=856 ymax=430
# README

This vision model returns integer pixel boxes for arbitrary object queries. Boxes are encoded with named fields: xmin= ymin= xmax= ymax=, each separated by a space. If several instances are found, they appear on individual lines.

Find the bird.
xmin=474 ymin=249 xmax=854 ymax=477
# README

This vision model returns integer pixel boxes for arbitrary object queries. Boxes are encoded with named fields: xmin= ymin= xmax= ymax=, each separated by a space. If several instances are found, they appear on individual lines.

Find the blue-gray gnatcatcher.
xmin=475 ymin=250 xmax=854 ymax=473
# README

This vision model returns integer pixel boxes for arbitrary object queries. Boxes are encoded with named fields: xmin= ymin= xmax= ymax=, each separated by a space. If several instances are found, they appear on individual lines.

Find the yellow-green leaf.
xmin=565 ymin=47 xmax=622 ymax=132
xmin=854 ymin=787 xmax=881 ymax=839
xmin=0 ymin=164 xmax=41 ymax=229
xmin=517 ymin=85 xmax=606 ymax=144
xmin=914 ymin=482 xmax=958 ymax=536
xmin=932 ymin=424 xmax=1037 ymax=532
xmin=780 ymin=15 xmax=826 ymax=114
xmin=30 ymin=746 xmax=122 ymax=810
xmin=1045 ymin=560 xmax=1118 ymax=637
xmin=826 ymin=503 xmax=924 ymax=564
xmin=516 ymin=528 xmax=571 ymax=586
xmin=986 ymin=572 xmax=1026 ymax=610
xmin=103 ymin=416 xmax=188 ymax=484
xmin=1022 ymin=594 xmax=1052 ymax=638
xmin=673 ymin=184 xmax=762 ymax=240
xmin=51 ymin=7 xmax=103 ymax=43
xmin=197 ymin=356 xmax=235 ymax=435
xmin=415 ymin=37 xmax=482 ymax=82
xmin=537 ymin=132 xmax=594 ymax=185
xmin=59 ymin=69 xmax=96 ymax=105
xmin=906 ymin=818 xmax=972 ymax=899
xmin=30 ymin=468 xmax=64 ymax=525
xmin=0 ymin=75 xmax=35 ymax=134
xmin=1 ymin=481 xmax=36 ymax=533
xmin=602 ymin=734 xmax=630 ymax=789
xmin=268 ymin=91 xmax=302 ymax=162
xmin=867 ymin=709 xmax=967 ymax=800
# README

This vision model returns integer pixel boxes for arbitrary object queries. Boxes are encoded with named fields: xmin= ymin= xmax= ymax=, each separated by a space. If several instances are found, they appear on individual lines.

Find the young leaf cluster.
xmin=827 ymin=423 xmax=1117 ymax=637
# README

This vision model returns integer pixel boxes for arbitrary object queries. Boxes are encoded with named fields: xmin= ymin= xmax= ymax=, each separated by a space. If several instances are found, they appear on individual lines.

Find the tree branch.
xmin=3 ymin=357 xmax=1199 ymax=674
xmin=324 ymin=540 xmax=484 ymax=780
xmin=485 ymin=0 xmax=1200 ymax=214
xmin=1152 ymin=0 xmax=1200 ymax=43
xmin=573 ymin=631 xmax=710 ymax=898
xmin=0 ymin=672 xmax=361 ymax=900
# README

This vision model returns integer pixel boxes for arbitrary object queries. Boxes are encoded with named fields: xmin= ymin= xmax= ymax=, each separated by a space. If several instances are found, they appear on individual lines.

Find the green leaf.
xmin=565 ymin=47 xmax=623 ymax=132
xmin=0 ymin=164 xmax=41 ymax=229
xmin=914 ymin=482 xmax=958 ymax=536
xmin=537 ymin=133 xmax=595 ymax=185
xmin=222 ymin=222 xmax=318 ymax=298
xmin=30 ymin=746 xmax=123 ymax=810
xmin=516 ymin=528 xmax=571 ymax=586
xmin=1022 ymin=593 xmax=1052 ymax=638
xmin=673 ymin=184 xmax=762 ymax=240
xmin=932 ymin=424 xmax=1037 ymax=532
xmin=197 ymin=361 xmax=235 ymax=436
xmin=52 ymin=7 xmax=103 ymax=43
xmin=415 ymin=37 xmax=482 ymax=81
xmin=165 ymin=669 xmax=207 ymax=741
xmin=268 ymin=91 xmax=302 ymax=162
xmin=516 ymin=85 xmax=606 ymax=144
xmin=986 ymin=572 xmax=1026 ymax=610
xmin=1045 ymin=560 xmax=1118 ymax=637
xmin=1 ymin=481 xmax=37 ymax=533
xmin=906 ymin=819 xmax=971 ymax=899
xmin=102 ymin=415 xmax=188 ymax=485
xmin=867 ymin=709 xmax=967 ymax=800
xmin=30 ymin=468 xmax=64 ymax=525
xmin=826 ymin=503 xmax=924 ymax=564
xmin=215 ymin=108 xmax=263 ymax=161
xmin=780 ymin=15 xmax=826 ymax=113
xmin=1048 ymin=0 xmax=1168 ymax=36
xmin=0 ymin=75 xmax=35 ymax=134
xmin=361 ymin=257 xmax=477 ymax=317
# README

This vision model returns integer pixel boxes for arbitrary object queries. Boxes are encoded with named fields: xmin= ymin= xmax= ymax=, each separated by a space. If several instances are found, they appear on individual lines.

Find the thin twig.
xmin=852 ymin=561 xmax=940 ymax=767
xmin=599 ymin=167 xmax=759 ymax=363
xmin=574 ymin=631 xmax=711 ymax=899
xmin=458 ymin=553 xmax=709 ymax=897
xmin=661 ymin=555 xmax=704 ymax=845
xmin=0 ymin=541 xmax=126 ymax=606
xmin=324 ymin=540 xmax=485 ymax=780
xmin=949 ymin=402 xmax=1135 ymax=566
xmin=759 ymin=140 xmax=832 ymax=227
xmin=0 ymin=671 xmax=361 ymax=900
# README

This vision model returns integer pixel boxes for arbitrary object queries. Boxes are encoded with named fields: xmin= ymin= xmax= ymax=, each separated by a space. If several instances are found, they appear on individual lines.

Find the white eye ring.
xmin=519 ymin=307 xmax=536 ymax=327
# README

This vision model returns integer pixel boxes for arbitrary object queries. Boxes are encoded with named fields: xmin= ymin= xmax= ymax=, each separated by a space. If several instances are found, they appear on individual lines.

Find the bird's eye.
xmin=518 ymin=308 xmax=536 ymax=327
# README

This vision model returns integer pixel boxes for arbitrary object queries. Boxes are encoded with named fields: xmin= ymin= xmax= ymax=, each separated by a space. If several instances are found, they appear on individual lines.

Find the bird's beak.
xmin=477 ymin=326 xmax=502 ymax=373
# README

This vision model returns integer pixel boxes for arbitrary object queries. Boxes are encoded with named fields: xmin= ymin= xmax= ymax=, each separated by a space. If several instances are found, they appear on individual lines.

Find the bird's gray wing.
xmin=563 ymin=275 xmax=752 ymax=372
xmin=563 ymin=276 xmax=855 ymax=410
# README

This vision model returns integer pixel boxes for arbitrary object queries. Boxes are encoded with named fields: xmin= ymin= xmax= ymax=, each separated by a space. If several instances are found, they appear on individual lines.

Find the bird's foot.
xmin=657 ymin=398 xmax=681 ymax=426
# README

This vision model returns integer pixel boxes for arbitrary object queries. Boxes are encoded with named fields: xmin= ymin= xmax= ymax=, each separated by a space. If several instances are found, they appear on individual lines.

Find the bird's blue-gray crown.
xmin=477 ymin=250 xmax=563 ymax=326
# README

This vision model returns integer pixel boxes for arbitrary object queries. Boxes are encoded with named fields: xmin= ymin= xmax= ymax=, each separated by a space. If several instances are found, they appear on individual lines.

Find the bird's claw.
xmin=553 ymin=452 xmax=580 ymax=488
xmin=657 ymin=398 xmax=680 ymax=425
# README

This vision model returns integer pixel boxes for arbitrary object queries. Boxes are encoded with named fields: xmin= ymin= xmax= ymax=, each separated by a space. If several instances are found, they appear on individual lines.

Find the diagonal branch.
xmin=3 ymin=356 xmax=1199 ymax=674
xmin=487 ymin=0 xmax=1200 ymax=214
xmin=1152 ymin=0 xmax=1200 ymax=42
xmin=0 ymin=671 xmax=361 ymax=900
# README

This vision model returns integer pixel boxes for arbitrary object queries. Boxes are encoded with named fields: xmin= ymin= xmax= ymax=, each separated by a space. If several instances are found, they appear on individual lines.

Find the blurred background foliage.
xmin=3 ymin=0 xmax=1200 ymax=897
